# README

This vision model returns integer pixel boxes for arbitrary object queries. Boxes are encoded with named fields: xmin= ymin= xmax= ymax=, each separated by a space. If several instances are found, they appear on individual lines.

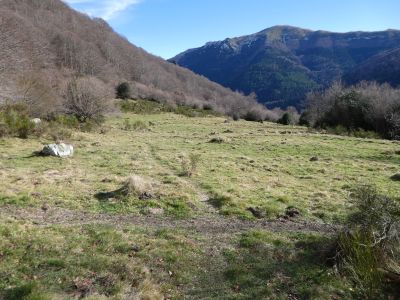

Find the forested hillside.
xmin=0 ymin=0 xmax=267 ymax=118
xmin=172 ymin=26 xmax=400 ymax=108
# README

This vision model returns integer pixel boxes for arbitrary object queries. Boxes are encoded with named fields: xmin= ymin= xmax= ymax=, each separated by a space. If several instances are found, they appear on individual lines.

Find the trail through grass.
xmin=1 ymin=110 xmax=399 ymax=298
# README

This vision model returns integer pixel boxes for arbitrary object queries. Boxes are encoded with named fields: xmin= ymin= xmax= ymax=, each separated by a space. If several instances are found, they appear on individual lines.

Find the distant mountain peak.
xmin=171 ymin=26 xmax=400 ymax=108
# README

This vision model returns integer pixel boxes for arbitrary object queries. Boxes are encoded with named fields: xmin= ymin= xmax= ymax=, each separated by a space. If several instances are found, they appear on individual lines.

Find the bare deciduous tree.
xmin=305 ymin=81 xmax=400 ymax=139
xmin=64 ymin=77 xmax=112 ymax=122
xmin=16 ymin=72 xmax=59 ymax=117
xmin=0 ymin=0 xmax=270 ymax=119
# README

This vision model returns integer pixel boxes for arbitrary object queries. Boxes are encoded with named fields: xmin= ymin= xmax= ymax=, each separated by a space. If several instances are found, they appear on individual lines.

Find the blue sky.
xmin=64 ymin=0 xmax=400 ymax=59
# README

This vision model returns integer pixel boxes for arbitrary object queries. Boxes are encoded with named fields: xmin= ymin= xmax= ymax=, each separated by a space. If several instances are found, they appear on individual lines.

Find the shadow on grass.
xmin=94 ymin=189 xmax=121 ymax=202
xmin=221 ymin=231 xmax=345 ymax=299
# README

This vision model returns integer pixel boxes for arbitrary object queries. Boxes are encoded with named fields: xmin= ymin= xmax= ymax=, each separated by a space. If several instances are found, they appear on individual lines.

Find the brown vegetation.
xmin=304 ymin=82 xmax=400 ymax=139
xmin=0 ymin=0 xmax=268 ymax=119
xmin=63 ymin=77 xmax=112 ymax=122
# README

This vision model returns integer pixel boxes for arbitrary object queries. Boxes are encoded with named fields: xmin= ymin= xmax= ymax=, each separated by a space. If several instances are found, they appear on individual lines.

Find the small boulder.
xmin=41 ymin=143 xmax=74 ymax=157
xmin=310 ymin=156 xmax=319 ymax=162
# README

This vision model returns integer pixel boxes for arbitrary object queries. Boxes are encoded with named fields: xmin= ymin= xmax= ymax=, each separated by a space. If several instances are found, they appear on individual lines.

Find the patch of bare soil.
xmin=0 ymin=205 xmax=337 ymax=236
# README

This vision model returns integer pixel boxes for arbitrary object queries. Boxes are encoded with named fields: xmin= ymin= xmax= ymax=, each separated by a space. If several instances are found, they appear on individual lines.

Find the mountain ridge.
xmin=171 ymin=26 xmax=400 ymax=108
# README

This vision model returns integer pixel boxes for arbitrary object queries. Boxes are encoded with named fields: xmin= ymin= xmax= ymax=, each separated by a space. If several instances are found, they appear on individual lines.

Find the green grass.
xmin=0 ymin=110 xmax=399 ymax=298
xmin=222 ymin=231 xmax=352 ymax=300
xmin=0 ymin=219 xmax=202 ymax=299
xmin=0 ymin=218 xmax=355 ymax=299
xmin=2 ymin=112 xmax=399 ymax=220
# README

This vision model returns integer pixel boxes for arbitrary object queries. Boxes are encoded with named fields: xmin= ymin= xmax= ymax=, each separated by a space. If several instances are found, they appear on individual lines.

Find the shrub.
xmin=305 ymin=82 xmax=400 ymax=140
xmin=351 ymin=128 xmax=381 ymax=139
xmin=278 ymin=107 xmax=300 ymax=125
xmin=64 ymin=77 xmax=112 ymax=122
xmin=16 ymin=72 xmax=60 ymax=118
xmin=49 ymin=127 xmax=72 ymax=143
xmin=116 ymin=82 xmax=131 ymax=99
xmin=243 ymin=108 xmax=265 ymax=122
xmin=31 ymin=122 xmax=48 ymax=138
xmin=0 ymin=104 xmax=35 ymax=138
xmin=338 ymin=230 xmax=383 ymax=295
xmin=336 ymin=186 xmax=400 ymax=297
xmin=232 ymin=114 xmax=240 ymax=121
xmin=0 ymin=123 xmax=7 ymax=138
xmin=173 ymin=105 xmax=220 ymax=118
xmin=299 ymin=111 xmax=310 ymax=126
xmin=202 ymin=103 xmax=213 ymax=111
xmin=120 ymin=99 xmax=173 ymax=114
xmin=12 ymin=115 xmax=34 ymax=139
xmin=278 ymin=112 xmax=291 ymax=125
xmin=53 ymin=115 xmax=80 ymax=129
xmin=180 ymin=153 xmax=201 ymax=177
xmin=123 ymin=120 xmax=148 ymax=131
xmin=79 ymin=118 xmax=101 ymax=132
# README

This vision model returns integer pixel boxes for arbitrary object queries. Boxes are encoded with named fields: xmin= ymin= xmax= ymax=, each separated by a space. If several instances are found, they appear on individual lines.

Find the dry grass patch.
xmin=122 ymin=175 xmax=155 ymax=199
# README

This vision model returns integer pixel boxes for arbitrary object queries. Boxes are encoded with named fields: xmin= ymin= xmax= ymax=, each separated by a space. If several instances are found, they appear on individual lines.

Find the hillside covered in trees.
xmin=0 ymin=0 xmax=268 ymax=119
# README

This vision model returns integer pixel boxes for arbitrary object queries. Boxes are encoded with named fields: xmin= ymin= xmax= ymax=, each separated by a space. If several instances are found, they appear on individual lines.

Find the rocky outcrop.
xmin=41 ymin=143 xmax=74 ymax=157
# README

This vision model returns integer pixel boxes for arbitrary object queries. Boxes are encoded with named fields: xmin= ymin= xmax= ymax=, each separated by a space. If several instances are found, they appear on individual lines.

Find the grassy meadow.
xmin=0 ymin=101 xmax=399 ymax=299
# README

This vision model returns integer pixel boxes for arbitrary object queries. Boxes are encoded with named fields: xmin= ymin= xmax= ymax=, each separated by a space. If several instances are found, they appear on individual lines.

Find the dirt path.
xmin=0 ymin=205 xmax=337 ymax=235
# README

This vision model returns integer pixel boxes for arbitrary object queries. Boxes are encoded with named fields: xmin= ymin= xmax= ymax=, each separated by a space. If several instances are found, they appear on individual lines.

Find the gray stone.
xmin=41 ymin=143 xmax=74 ymax=157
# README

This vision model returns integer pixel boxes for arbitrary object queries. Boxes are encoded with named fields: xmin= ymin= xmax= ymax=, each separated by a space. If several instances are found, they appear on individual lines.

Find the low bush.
xmin=335 ymin=186 xmax=400 ymax=297
xmin=121 ymin=99 xmax=221 ymax=118
xmin=243 ymin=108 xmax=265 ymax=122
xmin=304 ymin=82 xmax=400 ymax=140
xmin=0 ymin=104 xmax=35 ymax=138
xmin=277 ymin=107 xmax=300 ymax=125
xmin=180 ymin=153 xmax=201 ymax=177
xmin=325 ymin=126 xmax=381 ymax=139
xmin=52 ymin=115 xmax=80 ymax=129
xmin=116 ymin=82 xmax=132 ymax=100
xmin=123 ymin=120 xmax=148 ymax=131
xmin=63 ymin=77 xmax=112 ymax=123
xmin=48 ymin=127 xmax=72 ymax=143
xmin=120 ymin=99 xmax=173 ymax=114
xmin=174 ymin=105 xmax=221 ymax=118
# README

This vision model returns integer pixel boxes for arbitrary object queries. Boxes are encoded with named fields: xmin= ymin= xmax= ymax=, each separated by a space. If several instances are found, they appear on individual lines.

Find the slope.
xmin=0 ymin=0 xmax=264 ymax=118
xmin=171 ymin=26 xmax=400 ymax=108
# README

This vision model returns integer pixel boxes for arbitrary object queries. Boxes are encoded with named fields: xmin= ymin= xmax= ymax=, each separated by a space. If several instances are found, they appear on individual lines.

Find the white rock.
xmin=31 ymin=118 xmax=42 ymax=125
xmin=41 ymin=143 xmax=74 ymax=157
